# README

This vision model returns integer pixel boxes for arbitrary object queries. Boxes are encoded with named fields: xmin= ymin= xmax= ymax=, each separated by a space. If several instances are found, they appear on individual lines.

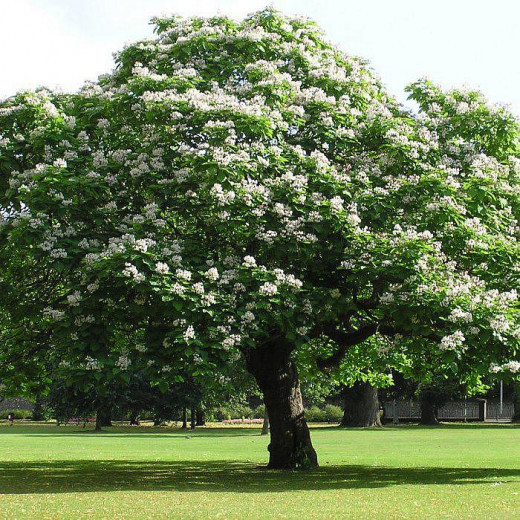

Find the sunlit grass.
xmin=1 ymin=423 xmax=518 ymax=519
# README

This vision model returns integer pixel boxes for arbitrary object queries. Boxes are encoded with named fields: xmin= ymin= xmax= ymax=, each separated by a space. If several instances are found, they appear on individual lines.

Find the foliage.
xmin=305 ymin=406 xmax=328 ymax=422
xmin=324 ymin=404 xmax=343 ymax=422
xmin=1 ymin=409 xmax=33 ymax=419
xmin=208 ymin=404 xmax=255 ymax=421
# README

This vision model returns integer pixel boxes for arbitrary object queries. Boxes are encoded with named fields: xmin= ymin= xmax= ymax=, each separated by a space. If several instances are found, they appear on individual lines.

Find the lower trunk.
xmin=261 ymin=409 xmax=269 ymax=435
xmin=99 ymin=410 xmax=112 ymax=427
xmin=95 ymin=408 xmax=103 ymax=431
xmin=129 ymin=413 xmax=140 ymax=425
xmin=32 ymin=395 xmax=45 ymax=421
xmin=420 ymin=399 xmax=439 ymax=425
xmin=181 ymin=407 xmax=187 ymax=429
xmin=341 ymin=381 xmax=382 ymax=427
xmin=245 ymin=337 xmax=318 ymax=469
xmin=190 ymin=407 xmax=196 ymax=430
xmin=196 ymin=409 xmax=205 ymax=426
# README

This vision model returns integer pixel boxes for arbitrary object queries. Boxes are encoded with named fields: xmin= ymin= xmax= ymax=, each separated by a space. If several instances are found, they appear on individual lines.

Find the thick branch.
xmin=317 ymin=323 xmax=379 ymax=370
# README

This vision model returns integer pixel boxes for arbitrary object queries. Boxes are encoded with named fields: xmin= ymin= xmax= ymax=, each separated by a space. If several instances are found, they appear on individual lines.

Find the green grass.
xmin=0 ymin=423 xmax=518 ymax=519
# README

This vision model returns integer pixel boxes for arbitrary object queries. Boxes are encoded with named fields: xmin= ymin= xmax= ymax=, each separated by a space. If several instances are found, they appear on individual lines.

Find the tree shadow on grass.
xmin=1 ymin=460 xmax=518 ymax=495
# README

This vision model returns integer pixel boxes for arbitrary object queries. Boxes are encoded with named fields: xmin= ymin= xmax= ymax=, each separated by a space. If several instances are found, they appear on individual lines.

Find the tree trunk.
xmin=32 ymin=394 xmax=45 ymax=421
xmin=261 ymin=409 xmax=269 ymax=435
xmin=244 ymin=337 xmax=318 ymax=469
xmin=190 ymin=407 xmax=196 ymax=430
xmin=99 ymin=408 xmax=112 ymax=427
xmin=95 ymin=408 xmax=103 ymax=431
xmin=181 ymin=407 xmax=187 ymax=429
xmin=341 ymin=381 xmax=382 ymax=427
xmin=196 ymin=409 xmax=205 ymax=426
xmin=420 ymin=398 xmax=439 ymax=425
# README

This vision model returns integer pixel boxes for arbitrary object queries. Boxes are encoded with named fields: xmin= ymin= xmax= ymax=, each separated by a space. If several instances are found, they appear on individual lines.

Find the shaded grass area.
xmin=1 ymin=424 xmax=519 ymax=519
xmin=1 ymin=459 xmax=519 ymax=494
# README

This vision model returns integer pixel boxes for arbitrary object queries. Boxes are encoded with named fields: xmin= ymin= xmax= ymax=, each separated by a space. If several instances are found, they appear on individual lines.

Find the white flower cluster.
xmin=222 ymin=334 xmax=241 ymax=350
xmin=85 ymin=356 xmax=100 ymax=370
xmin=184 ymin=325 xmax=196 ymax=342
xmin=210 ymin=183 xmax=236 ymax=205
xmin=273 ymin=269 xmax=303 ymax=289
xmin=66 ymin=291 xmax=82 ymax=306
xmin=439 ymin=331 xmax=466 ymax=351
xmin=122 ymin=263 xmax=145 ymax=283
xmin=448 ymin=308 xmax=473 ymax=323
xmin=43 ymin=307 xmax=65 ymax=321
xmin=205 ymin=267 xmax=219 ymax=280
xmin=259 ymin=282 xmax=278 ymax=296
xmin=490 ymin=361 xmax=520 ymax=373
xmin=115 ymin=355 xmax=131 ymax=370
xmin=489 ymin=315 xmax=510 ymax=333
xmin=242 ymin=256 xmax=257 ymax=268
xmin=171 ymin=282 xmax=186 ymax=295
xmin=192 ymin=282 xmax=205 ymax=294
xmin=175 ymin=268 xmax=192 ymax=281
xmin=155 ymin=262 xmax=170 ymax=274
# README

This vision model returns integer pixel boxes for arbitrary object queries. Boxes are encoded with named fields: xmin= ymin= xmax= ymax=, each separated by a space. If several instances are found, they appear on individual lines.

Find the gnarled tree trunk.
xmin=341 ymin=381 xmax=381 ymax=427
xmin=245 ymin=337 xmax=318 ymax=469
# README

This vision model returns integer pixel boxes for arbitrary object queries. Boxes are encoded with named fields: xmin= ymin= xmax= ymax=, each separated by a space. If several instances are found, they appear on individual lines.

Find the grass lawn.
xmin=0 ymin=423 xmax=518 ymax=519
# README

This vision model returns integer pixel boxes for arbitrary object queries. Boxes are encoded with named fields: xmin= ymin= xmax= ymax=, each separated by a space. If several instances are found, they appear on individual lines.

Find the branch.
xmin=317 ymin=323 xmax=379 ymax=371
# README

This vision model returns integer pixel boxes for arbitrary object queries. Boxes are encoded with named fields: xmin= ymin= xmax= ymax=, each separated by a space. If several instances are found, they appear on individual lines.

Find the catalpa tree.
xmin=1 ymin=8 xmax=518 ymax=468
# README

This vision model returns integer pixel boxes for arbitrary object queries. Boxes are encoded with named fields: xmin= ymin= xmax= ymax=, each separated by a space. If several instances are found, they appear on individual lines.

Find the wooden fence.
xmin=382 ymin=399 xmax=514 ymax=422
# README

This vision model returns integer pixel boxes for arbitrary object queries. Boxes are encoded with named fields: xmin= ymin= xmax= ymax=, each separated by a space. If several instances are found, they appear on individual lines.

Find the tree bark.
xmin=32 ymin=394 xmax=45 ymax=421
xmin=100 ymin=409 xmax=112 ymax=427
xmin=420 ymin=398 xmax=439 ymax=425
xmin=95 ymin=408 xmax=103 ymax=431
xmin=181 ymin=407 xmax=187 ymax=429
xmin=341 ymin=381 xmax=382 ymax=427
xmin=261 ymin=409 xmax=269 ymax=435
xmin=190 ymin=406 xmax=196 ymax=430
xmin=95 ymin=404 xmax=112 ymax=430
xmin=244 ymin=337 xmax=318 ymax=469
xmin=196 ymin=409 xmax=205 ymax=426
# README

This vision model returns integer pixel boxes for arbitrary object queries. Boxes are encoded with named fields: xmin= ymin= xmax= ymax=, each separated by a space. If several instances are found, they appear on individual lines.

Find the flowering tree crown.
xmin=0 ymin=8 xmax=518 ymax=385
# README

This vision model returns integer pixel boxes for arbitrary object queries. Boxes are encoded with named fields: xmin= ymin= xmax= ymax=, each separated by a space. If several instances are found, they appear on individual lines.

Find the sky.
xmin=1 ymin=0 xmax=519 ymax=115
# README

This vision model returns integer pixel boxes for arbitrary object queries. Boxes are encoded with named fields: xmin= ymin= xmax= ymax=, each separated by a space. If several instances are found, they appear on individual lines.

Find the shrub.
xmin=2 ymin=409 xmax=33 ymax=420
xmin=306 ymin=406 xmax=328 ymax=422
xmin=234 ymin=404 xmax=254 ymax=419
xmin=325 ymin=404 xmax=343 ymax=423
xmin=252 ymin=404 xmax=266 ymax=419
xmin=209 ymin=404 xmax=254 ymax=421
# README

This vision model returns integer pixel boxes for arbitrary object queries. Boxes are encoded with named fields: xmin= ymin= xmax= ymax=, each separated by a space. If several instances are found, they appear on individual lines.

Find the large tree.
xmin=1 ymin=8 xmax=518 ymax=468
